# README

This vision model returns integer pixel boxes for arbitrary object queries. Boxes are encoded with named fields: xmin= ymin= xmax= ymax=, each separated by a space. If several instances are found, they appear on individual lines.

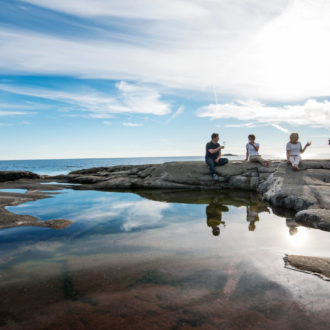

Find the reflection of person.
xmin=286 ymin=218 xmax=298 ymax=236
xmin=206 ymin=201 xmax=229 ymax=236
xmin=245 ymin=134 xmax=270 ymax=166
xmin=286 ymin=133 xmax=311 ymax=171
xmin=246 ymin=202 xmax=270 ymax=231
xmin=205 ymin=133 xmax=228 ymax=181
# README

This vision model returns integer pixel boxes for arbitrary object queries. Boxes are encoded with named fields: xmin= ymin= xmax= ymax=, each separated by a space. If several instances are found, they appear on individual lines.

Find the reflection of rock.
xmin=284 ymin=255 xmax=330 ymax=280
xmin=136 ymin=189 xmax=265 ymax=207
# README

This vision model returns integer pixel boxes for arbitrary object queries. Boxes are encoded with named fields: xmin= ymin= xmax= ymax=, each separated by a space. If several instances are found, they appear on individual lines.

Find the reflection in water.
xmin=1 ymin=189 xmax=330 ymax=329
xmin=246 ymin=202 xmax=270 ymax=232
xmin=206 ymin=198 xmax=228 ymax=236
xmin=286 ymin=218 xmax=299 ymax=236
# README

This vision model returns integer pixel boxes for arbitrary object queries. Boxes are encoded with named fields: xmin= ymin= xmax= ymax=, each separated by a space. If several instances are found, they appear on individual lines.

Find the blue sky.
xmin=0 ymin=0 xmax=330 ymax=160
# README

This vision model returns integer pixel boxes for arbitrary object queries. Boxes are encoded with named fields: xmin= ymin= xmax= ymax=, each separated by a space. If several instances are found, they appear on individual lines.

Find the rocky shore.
xmin=0 ymin=160 xmax=330 ymax=279
xmin=51 ymin=159 xmax=330 ymax=230
xmin=0 ymin=159 xmax=329 ymax=231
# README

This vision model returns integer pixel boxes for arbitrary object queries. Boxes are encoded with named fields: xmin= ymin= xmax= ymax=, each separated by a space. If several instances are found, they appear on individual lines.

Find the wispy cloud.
xmin=166 ymin=105 xmax=184 ymax=123
xmin=0 ymin=81 xmax=171 ymax=117
xmin=22 ymin=0 xmax=208 ymax=20
xmin=2 ymin=1 xmax=330 ymax=100
xmin=271 ymin=124 xmax=290 ymax=134
xmin=224 ymin=122 xmax=262 ymax=128
xmin=197 ymin=99 xmax=330 ymax=128
xmin=123 ymin=122 xmax=142 ymax=127
xmin=0 ymin=111 xmax=27 ymax=116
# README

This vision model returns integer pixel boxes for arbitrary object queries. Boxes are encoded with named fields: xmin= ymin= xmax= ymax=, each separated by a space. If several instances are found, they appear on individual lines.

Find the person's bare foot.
xmin=264 ymin=161 xmax=270 ymax=167
xmin=293 ymin=165 xmax=299 ymax=171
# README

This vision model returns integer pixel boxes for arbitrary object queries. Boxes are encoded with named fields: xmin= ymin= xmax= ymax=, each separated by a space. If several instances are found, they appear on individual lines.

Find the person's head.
xmin=290 ymin=133 xmax=299 ymax=143
xmin=211 ymin=133 xmax=219 ymax=143
xmin=248 ymin=221 xmax=256 ymax=231
xmin=212 ymin=226 xmax=220 ymax=236
xmin=289 ymin=226 xmax=298 ymax=236
xmin=248 ymin=134 xmax=256 ymax=143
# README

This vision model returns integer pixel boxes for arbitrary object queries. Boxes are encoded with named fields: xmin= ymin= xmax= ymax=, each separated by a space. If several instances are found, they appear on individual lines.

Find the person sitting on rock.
xmin=286 ymin=133 xmax=311 ymax=171
xmin=245 ymin=134 xmax=269 ymax=166
xmin=205 ymin=133 xmax=228 ymax=181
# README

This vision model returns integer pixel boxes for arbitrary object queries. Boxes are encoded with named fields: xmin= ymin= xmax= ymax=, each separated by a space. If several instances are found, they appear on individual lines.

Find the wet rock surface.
xmin=284 ymin=255 xmax=330 ymax=280
xmin=0 ymin=181 xmax=72 ymax=230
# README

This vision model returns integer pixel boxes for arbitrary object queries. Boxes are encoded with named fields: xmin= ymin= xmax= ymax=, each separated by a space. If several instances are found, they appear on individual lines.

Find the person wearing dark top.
xmin=205 ymin=133 xmax=228 ymax=180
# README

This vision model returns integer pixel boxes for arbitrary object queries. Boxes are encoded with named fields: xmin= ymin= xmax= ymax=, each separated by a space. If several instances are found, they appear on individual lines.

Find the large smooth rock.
xmin=284 ymin=255 xmax=330 ymax=280
xmin=295 ymin=208 xmax=330 ymax=231
xmin=64 ymin=161 xmax=279 ymax=190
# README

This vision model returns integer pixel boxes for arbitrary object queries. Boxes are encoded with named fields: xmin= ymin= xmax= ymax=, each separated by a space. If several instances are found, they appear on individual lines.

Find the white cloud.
xmin=0 ymin=81 xmax=171 ymax=117
xmin=103 ymin=120 xmax=112 ymax=125
xmin=123 ymin=122 xmax=142 ymax=127
xmin=197 ymin=99 xmax=330 ymax=128
xmin=0 ymin=111 xmax=27 ymax=116
xmin=3 ymin=1 xmax=330 ymax=101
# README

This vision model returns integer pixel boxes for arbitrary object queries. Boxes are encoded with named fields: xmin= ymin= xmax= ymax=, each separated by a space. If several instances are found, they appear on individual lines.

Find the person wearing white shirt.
xmin=286 ymin=132 xmax=311 ymax=171
xmin=245 ymin=134 xmax=269 ymax=166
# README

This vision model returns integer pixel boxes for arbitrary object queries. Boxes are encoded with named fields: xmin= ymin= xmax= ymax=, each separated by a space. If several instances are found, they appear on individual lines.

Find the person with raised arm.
xmin=205 ymin=133 xmax=228 ymax=181
xmin=286 ymin=133 xmax=311 ymax=171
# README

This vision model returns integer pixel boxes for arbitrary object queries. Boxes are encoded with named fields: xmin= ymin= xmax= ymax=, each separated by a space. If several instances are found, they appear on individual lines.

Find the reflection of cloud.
xmin=113 ymin=200 xmax=170 ymax=231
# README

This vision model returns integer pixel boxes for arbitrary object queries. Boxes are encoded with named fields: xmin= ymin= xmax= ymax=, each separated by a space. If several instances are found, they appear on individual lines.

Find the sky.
xmin=0 ymin=0 xmax=330 ymax=160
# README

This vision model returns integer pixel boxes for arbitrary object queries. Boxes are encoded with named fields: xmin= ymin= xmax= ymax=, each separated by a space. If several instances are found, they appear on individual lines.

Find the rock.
xmin=295 ymin=208 xmax=330 ymax=231
xmin=0 ymin=171 xmax=40 ymax=182
xmin=284 ymin=254 xmax=330 ymax=280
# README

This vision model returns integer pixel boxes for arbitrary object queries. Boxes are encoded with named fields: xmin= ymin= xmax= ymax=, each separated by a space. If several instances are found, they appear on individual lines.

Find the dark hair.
xmin=211 ymin=133 xmax=219 ymax=140
xmin=248 ymin=134 xmax=256 ymax=140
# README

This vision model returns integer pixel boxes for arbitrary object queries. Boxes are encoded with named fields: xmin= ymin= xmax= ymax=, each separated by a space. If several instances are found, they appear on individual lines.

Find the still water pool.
xmin=0 ymin=189 xmax=329 ymax=329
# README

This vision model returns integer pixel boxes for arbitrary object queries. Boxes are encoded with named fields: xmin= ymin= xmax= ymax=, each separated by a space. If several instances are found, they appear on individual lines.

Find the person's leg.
xmin=293 ymin=156 xmax=301 ymax=167
xmin=289 ymin=156 xmax=295 ymax=167
xmin=290 ymin=156 xmax=300 ymax=170
xmin=256 ymin=156 xmax=270 ymax=166
xmin=205 ymin=157 xmax=216 ymax=175
xmin=215 ymin=158 xmax=228 ymax=166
